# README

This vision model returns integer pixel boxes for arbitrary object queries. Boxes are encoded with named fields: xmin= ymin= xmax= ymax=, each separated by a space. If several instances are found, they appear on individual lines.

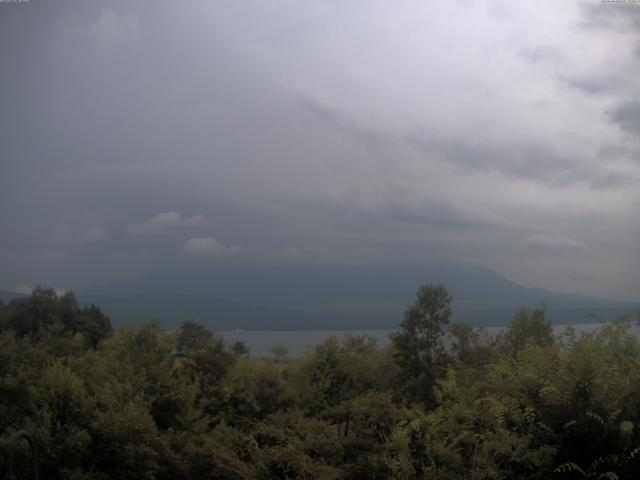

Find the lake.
xmin=219 ymin=322 xmax=640 ymax=357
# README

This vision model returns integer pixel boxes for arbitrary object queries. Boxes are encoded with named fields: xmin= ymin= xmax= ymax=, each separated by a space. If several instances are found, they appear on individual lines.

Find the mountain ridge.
xmin=79 ymin=263 xmax=639 ymax=329
xmin=4 ymin=263 xmax=638 ymax=330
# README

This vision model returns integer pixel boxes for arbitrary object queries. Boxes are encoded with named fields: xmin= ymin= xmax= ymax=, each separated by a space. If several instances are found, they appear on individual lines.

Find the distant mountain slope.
xmin=85 ymin=263 xmax=528 ymax=306
xmin=78 ymin=292 xmax=373 ymax=330
xmin=0 ymin=290 xmax=26 ymax=302
xmin=81 ymin=263 xmax=639 ymax=329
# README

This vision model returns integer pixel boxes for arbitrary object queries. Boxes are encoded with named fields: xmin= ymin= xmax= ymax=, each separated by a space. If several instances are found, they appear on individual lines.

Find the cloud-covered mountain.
xmin=79 ymin=263 xmax=639 ymax=330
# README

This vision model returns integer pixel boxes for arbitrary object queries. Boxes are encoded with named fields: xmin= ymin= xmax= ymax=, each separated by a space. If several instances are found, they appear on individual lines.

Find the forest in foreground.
xmin=1 ymin=286 xmax=639 ymax=479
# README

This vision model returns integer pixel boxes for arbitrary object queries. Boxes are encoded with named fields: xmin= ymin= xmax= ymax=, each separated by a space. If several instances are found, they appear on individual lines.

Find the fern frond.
xmin=554 ymin=462 xmax=587 ymax=477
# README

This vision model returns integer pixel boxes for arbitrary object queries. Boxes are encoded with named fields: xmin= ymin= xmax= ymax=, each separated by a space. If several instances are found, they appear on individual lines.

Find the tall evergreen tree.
xmin=390 ymin=284 xmax=452 ymax=406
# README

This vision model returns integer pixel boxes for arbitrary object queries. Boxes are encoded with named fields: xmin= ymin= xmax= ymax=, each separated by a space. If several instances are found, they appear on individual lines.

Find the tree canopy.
xmin=1 ymin=285 xmax=639 ymax=479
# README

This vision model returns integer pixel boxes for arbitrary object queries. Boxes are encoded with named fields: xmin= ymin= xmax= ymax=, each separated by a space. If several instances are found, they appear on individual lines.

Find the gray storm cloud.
xmin=0 ymin=0 xmax=639 ymax=300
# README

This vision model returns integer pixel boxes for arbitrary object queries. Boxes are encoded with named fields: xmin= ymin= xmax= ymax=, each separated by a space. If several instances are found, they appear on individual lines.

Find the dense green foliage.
xmin=1 ymin=286 xmax=639 ymax=479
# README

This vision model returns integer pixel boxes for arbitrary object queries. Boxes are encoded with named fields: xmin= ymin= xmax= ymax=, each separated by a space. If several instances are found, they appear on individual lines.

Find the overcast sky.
xmin=1 ymin=0 xmax=639 ymax=301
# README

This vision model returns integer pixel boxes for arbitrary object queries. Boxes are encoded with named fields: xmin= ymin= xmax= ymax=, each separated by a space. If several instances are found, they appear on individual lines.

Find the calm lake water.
xmin=220 ymin=323 xmax=640 ymax=357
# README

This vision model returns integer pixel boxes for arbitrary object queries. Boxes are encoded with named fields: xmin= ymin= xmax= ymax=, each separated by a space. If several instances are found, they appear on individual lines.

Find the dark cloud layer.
xmin=0 ymin=0 xmax=639 ymax=300
xmin=610 ymin=102 xmax=640 ymax=136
